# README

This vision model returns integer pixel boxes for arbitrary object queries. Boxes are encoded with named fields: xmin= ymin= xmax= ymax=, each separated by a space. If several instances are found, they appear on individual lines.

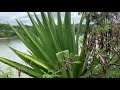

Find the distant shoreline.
xmin=0 ymin=36 xmax=18 ymax=40
xmin=0 ymin=38 xmax=8 ymax=40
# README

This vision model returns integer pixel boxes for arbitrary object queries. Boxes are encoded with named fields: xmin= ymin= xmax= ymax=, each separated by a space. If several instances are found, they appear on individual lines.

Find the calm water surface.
xmin=0 ymin=37 xmax=30 ymax=78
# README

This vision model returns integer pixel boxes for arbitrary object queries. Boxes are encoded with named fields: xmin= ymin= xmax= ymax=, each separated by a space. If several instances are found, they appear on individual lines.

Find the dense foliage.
xmin=0 ymin=12 xmax=120 ymax=78
xmin=0 ymin=12 xmax=91 ymax=78
xmin=0 ymin=24 xmax=34 ymax=38
xmin=0 ymin=24 xmax=16 ymax=37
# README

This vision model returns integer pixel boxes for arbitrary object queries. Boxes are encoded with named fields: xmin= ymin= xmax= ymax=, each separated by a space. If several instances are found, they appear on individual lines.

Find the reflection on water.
xmin=0 ymin=37 xmax=30 ymax=78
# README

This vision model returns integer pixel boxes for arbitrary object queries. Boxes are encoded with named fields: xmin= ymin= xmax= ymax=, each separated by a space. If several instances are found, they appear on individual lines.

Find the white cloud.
xmin=0 ymin=12 xmax=81 ymax=25
xmin=0 ymin=12 xmax=27 ymax=25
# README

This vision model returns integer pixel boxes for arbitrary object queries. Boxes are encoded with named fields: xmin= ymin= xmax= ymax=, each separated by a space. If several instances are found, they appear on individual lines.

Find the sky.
xmin=0 ymin=12 xmax=81 ymax=26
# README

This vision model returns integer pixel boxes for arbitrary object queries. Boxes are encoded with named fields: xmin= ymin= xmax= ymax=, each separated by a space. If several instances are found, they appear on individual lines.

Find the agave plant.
xmin=0 ymin=12 xmax=94 ymax=78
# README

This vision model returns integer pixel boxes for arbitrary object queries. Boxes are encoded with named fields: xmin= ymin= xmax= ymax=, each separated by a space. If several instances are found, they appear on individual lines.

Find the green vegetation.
xmin=0 ymin=23 xmax=80 ymax=38
xmin=0 ymin=12 xmax=120 ymax=78
xmin=0 ymin=24 xmax=16 ymax=38
xmin=0 ymin=24 xmax=34 ymax=38
xmin=0 ymin=12 xmax=92 ymax=78
xmin=0 ymin=67 xmax=13 ymax=78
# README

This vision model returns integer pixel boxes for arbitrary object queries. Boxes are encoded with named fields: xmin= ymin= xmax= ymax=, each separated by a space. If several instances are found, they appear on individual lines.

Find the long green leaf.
xmin=17 ymin=20 xmax=56 ymax=66
xmin=0 ymin=57 xmax=43 ymax=78
xmin=47 ymin=12 xmax=61 ymax=52
xmin=9 ymin=47 xmax=54 ymax=72
xmin=57 ymin=12 xmax=64 ymax=50
xmin=28 ymin=12 xmax=57 ymax=62
xmin=9 ymin=24 xmax=45 ymax=60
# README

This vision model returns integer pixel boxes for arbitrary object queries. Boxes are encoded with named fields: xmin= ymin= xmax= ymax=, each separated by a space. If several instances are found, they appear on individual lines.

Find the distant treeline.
xmin=0 ymin=24 xmax=34 ymax=38
xmin=0 ymin=23 xmax=91 ymax=38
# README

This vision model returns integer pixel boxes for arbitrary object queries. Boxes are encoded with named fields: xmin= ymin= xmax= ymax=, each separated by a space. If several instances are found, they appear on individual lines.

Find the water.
xmin=0 ymin=37 xmax=30 ymax=78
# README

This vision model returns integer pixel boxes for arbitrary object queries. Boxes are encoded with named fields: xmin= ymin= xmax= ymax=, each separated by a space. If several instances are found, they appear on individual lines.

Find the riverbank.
xmin=0 ymin=36 xmax=18 ymax=40
xmin=0 ymin=37 xmax=29 ymax=78
xmin=0 ymin=38 xmax=9 ymax=40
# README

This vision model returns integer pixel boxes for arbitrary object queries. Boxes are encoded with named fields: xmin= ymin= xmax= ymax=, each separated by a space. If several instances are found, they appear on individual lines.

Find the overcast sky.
xmin=0 ymin=12 xmax=81 ymax=26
